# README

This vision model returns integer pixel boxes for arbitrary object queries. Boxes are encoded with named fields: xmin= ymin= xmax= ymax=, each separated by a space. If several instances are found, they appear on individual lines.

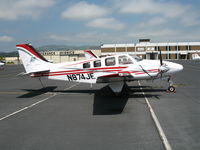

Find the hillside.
xmin=0 ymin=45 xmax=100 ymax=57
xmin=37 ymin=45 xmax=100 ymax=51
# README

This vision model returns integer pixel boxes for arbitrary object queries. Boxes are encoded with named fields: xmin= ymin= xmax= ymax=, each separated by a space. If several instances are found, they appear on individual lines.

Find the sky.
xmin=0 ymin=0 xmax=200 ymax=52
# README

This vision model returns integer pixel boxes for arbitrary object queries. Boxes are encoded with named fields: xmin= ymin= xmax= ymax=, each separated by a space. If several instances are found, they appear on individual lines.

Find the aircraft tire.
xmin=168 ymin=86 xmax=175 ymax=92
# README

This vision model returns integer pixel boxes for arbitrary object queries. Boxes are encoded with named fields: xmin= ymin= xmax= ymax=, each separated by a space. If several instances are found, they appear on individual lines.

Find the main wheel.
xmin=168 ymin=86 xmax=175 ymax=92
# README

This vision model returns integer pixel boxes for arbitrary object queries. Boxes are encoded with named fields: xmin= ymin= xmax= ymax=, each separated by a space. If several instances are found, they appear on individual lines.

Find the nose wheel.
xmin=167 ymin=76 xmax=176 ymax=93
xmin=167 ymin=85 xmax=176 ymax=93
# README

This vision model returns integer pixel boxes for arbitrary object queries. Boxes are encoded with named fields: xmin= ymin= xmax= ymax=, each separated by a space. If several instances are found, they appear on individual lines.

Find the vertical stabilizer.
xmin=16 ymin=44 xmax=52 ymax=73
xmin=84 ymin=50 xmax=98 ymax=59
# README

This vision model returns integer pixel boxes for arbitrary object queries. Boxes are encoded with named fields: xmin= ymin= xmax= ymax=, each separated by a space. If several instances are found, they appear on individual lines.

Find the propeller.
xmin=138 ymin=50 xmax=169 ymax=79
xmin=139 ymin=65 xmax=153 ymax=78
xmin=158 ymin=49 xmax=169 ymax=78
xmin=159 ymin=49 xmax=163 ymax=66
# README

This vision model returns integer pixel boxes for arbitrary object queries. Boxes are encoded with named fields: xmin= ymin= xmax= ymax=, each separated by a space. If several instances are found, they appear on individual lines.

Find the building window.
xmin=137 ymin=47 xmax=145 ymax=51
xmin=118 ymin=55 xmax=133 ymax=65
xmin=116 ymin=47 xmax=125 ymax=52
xmin=127 ymin=47 xmax=135 ymax=52
xmin=83 ymin=62 xmax=90 ymax=68
xmin=101 ymin=48 xmax=115 ymax=52
xmin=159 ymin=46 xmax=167 ymax=51
xmin=147 ymin=47 xmax=155 ymax=51
xmin=169 ymin=46 xmax=176 ymax=51
xmin=105 ymin=57 xmax=116 ymax=66
xmin=94 ymin=60 xmax=101 ymax=67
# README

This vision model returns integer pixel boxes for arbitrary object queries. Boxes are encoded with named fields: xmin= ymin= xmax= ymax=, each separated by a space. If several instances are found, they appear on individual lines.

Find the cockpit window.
xmin=118 ymin=55 xmax=133 ymax=65
xmin=129 ymin=54 xmax=143 ymax=62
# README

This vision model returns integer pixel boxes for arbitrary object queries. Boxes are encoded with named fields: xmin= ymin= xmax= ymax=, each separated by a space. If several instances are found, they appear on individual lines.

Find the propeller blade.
xmin=139 ymin=65 xmax=153 ymax=78
xmin=159 ymin=49 xmax=163 ymax=66
xmin=158 ymin=64 xmax=170 ymax=79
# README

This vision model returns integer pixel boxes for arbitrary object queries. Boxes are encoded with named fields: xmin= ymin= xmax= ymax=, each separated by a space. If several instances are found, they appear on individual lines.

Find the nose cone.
xmin=176 ymin=63 xmax=183 ymax=72
xmin=165 ymin=62 xmax=183 ymax=75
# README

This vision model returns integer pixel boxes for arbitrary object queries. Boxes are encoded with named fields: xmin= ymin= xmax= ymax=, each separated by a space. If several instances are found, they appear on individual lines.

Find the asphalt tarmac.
xmin=0 ymin=60 xmax=199 ymax=150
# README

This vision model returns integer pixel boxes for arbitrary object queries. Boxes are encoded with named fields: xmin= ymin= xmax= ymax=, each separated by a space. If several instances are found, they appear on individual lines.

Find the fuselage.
xmin=31 ymin=54 xmax=183 ymax=83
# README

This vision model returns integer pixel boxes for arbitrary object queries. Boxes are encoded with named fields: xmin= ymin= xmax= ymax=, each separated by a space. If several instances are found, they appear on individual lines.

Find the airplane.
xmin=16 ymin=44 xmax=183 ymax=95
xmin=191 ymin=53 xmax=200 ymax=60
xmin=0 ymin=61 xmax=5 ymax=69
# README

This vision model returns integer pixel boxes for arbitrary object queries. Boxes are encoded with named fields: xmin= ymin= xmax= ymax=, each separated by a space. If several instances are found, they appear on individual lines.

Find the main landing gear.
xmin=167 ymin=76 xmax=176 ymax=93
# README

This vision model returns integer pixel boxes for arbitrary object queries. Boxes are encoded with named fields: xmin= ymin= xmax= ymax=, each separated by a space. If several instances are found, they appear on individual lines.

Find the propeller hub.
xmin=160 ymin=64 xmax=170 ymax=73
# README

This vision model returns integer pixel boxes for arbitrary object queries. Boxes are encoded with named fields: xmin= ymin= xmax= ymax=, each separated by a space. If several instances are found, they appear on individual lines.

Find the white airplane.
xmin=16 ymin=44 xmax=183 ymax=94
xmin=0 ymin=61 xmax=5 ymax=69
xmin=192 ymin=53 xmax=200 ymax=60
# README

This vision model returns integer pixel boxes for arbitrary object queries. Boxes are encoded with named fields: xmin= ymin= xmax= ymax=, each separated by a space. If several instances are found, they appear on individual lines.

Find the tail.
xmin=16 ymin=44 xmax=52 ymax=74
xmin=84 ymin=50 xmax=98 ymax=59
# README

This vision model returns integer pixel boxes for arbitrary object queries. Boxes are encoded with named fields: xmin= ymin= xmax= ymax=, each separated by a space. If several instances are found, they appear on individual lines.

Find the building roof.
xmin=101 ymin=42 xmax=200 ymax=48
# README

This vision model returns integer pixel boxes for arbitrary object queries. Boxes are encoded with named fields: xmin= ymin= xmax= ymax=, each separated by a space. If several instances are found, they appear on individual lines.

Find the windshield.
xmin=118 ymin=55 xmax=133 ymax=65
xmin=129 ymin=54 xmax=143 ymax=62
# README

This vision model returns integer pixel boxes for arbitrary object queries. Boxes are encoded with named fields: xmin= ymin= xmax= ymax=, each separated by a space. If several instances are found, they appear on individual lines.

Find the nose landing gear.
xmin=167 ymin=76 xmax=176 ymax=93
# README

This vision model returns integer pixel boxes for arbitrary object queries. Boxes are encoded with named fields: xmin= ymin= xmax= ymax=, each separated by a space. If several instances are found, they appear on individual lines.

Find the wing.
xmin=96 ymin=71 xmax=134 ymax=83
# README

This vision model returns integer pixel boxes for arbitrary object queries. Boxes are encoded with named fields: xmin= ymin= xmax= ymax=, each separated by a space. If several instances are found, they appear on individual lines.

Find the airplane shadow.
xmin=54 ymin=84 xmax=164 ymax=115
xmin=17 ymin=86 xmax=57 ymax=98
xmin=93 ymin=85 xmax=129 ymax=115
xmin=17 ymin=85 xmax=165 ymax=115
xmin=92 ymin=84 xmax=164 ymax=115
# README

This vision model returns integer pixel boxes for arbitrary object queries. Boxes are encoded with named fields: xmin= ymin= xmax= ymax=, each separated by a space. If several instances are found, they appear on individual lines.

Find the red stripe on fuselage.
xmin=89 ymin=66 xmax=127 ymax=70
xmin=31 ymin=71 xmax=94 ymax=77
xmin=39 ymin=66 xmax=128 ymax=75
xmin=31 ymin=69 xmax=122 ymax=77
xmin=31 ymin=67 xmax=159 ymax=78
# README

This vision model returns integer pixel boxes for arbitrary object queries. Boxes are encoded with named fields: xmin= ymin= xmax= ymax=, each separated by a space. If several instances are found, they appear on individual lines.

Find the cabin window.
xmin=94 ymin=60 xmax=101 ymax=67
xmin=83 ymin=62 xmax=90 ymax=68
xmin=105 ymin=57 xmax=116 ymax=66
xmin=118 ymin=55 xmax=133 ymax=65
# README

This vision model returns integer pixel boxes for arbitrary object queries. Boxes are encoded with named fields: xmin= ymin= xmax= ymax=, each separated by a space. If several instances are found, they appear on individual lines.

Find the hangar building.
xmin=101 ymin=39 xmax=200 ymax=60
xmin=40 ymin=49 xmax=101 ymax=63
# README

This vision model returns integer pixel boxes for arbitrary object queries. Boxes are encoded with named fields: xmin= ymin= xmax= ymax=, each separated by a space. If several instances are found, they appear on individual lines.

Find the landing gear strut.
xmin=38 ymin=78 xmax=45 ymax=88
xmin=167 ymin=76 xmax=176 ymax=93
